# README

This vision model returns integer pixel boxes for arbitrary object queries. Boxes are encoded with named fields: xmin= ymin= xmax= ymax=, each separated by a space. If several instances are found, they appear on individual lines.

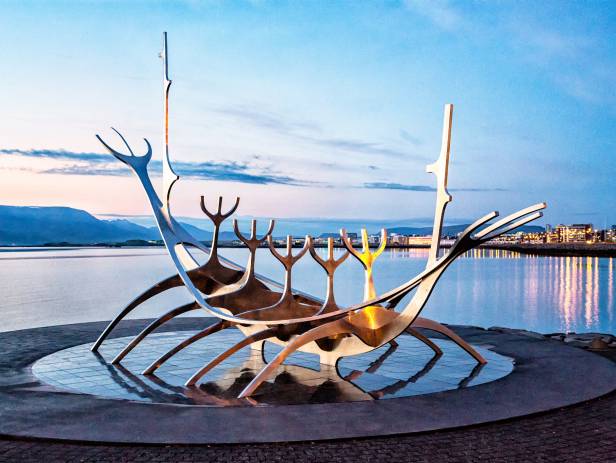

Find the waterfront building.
xmin=406 ymin=236 xmax=433 ymax=246
xmin=487 ymin=232 xmax=523 ymax=243
xmin=388 ymin=234 xmax=408 ymax=246
xmin=520 ymin=231 xmax=546 ymax=244
xmin=608 ymin=226 xmax=616 ymax=243
xmin=545 ymin=229 xmax=559 ymax=243
xmin=555 ymin=224 xmax=593 ymax=243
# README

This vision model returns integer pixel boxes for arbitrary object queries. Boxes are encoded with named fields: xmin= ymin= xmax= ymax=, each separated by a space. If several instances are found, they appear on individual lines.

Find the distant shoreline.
xmin=1 ymin=241 xmax=615 ymax=257
xmin=482 ymin=243 xmax=616 ymax=258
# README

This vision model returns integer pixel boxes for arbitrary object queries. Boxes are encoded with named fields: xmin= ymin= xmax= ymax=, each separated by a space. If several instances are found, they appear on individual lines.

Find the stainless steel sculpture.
xmin=94 ymin=33 xmax=545 ymax=399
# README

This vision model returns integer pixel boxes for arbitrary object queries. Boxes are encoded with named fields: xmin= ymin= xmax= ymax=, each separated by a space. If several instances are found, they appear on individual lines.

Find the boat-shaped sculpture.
xmin=94 ymin=33 xmax=545 ymax=398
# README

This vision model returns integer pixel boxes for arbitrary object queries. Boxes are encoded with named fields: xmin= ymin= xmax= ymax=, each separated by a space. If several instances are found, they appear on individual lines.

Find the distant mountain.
xmin=0 ymin=206 xmax=160 ymax=245
xmin=181 ymin=223 xmax=213 ymax=241
xmin=112 ymin=215 xmax=448 ymax=238
xmin=0 ymin=205 xmax=545 ymax=246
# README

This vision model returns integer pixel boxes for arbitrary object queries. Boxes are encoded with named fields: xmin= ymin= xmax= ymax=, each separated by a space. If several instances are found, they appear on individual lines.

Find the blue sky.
xmin=0 ymin=1 xmax=614 ymax=227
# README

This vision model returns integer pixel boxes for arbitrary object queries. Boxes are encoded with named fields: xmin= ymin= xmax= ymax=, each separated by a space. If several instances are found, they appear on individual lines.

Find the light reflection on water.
xmin=0 ymin=247 xmax=613 ymax=334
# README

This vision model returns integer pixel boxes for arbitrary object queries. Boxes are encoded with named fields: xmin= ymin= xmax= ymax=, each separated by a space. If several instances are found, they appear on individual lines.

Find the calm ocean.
xmin=0 ymin=247 xmax=613 ymax=334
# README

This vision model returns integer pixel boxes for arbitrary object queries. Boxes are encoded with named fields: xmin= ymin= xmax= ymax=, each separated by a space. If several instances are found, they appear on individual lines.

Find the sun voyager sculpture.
xmin=92 ymin=33 xmax=545 ymax=399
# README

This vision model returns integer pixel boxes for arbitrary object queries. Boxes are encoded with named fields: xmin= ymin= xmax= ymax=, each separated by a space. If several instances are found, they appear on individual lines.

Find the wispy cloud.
xmin=160 ymin=160 xmax=305 ymax=185
xmin=403 ymin=0 xmax=463 ymax=31
xmin=364 ymin=182 xmax=507 ymax=192
xmin=305 ymin=136 xmax=411 ymax=158
xmin=403 ymin=2 xmax=615 ymax=108
xmin=215 ymin=105 xmax=423 ymax=160
xmin=42 ymin=165 xmax=131 ymax=177
xmin=2 ymin=147 xmax=309 ymax=186
xmin=400 ymin=129 xmax=422 ymax=146
xmin=509 ymin=23 xmax=616 ymax=106
xmin=571 ymin=211 xmax=599 ymax=217
xmin=215 ymin=106 xmax=319 ymax=134
xmin=364 ymin=182 xmax=435 ymax=192
xmin=0 ymin=148 xmax=110 ymax=163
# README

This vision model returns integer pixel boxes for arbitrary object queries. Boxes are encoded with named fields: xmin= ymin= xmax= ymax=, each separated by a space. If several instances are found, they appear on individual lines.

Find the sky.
xmin=0 ymin=1 xmax=614 ymax=227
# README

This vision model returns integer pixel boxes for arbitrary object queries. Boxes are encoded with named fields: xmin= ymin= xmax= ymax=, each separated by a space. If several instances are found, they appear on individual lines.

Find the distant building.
xmin=520 ymin=231 xmax=545 ymax=244
xmin=555 ymin=224 xmax=593 ymax=243
xmin=388 ymin=233 xmax=407 ymax=246
xmin=487 ymin=232 xmax=522 ymax=243
xmin=372 ymin=223 xmax=612 ymax=247
xmin=605 ymin=225 xmax=616 ymax=243
xmin=545 ymin=228 xmax=559 ymax=243
xmin=406 ymin=236 xmax=432 ymax=246
xmin=346 ymin=232 xmax=358 ymax=244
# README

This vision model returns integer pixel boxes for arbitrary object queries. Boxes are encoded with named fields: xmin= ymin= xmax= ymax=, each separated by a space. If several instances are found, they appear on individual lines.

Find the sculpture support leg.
xmin=411 ymin=317 xmax=486 ymax=364
xmin=111 ymin=302 xmax=200 ymax=364
xmin=91 ymin=274 xmax=183 ymax=352
xmin=405 ymin=327 xmax=443 ymax=356
xmin=142 ymin=320 xmax=229 ymax=375
xmin=185 ymin=328 xmax=278 ymax=386
xmin=238 ymin=320 xmax=347 ymax=399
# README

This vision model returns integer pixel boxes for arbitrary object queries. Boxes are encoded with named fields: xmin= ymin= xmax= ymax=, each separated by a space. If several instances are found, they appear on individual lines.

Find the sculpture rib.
xmin=411 ymin=318 xmax=485 ymax=364
xmin=111 ymin=302 xmax=200 ymax=364
xmin=143 ymin=320 xmax=230 ymax=375
xmin=91 ymin=273 xmax=183 ymax=352
xmin=405 ymin=326 xmax=443 ymax=356
xmin=185 ymin=328 xmax=278 ymax=386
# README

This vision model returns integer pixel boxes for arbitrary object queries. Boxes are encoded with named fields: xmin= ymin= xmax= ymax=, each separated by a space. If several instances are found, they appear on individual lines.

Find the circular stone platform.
xmin=32 ymin=330 xmax=513 ymax=406
xmin=1 ymin=318 xmax=615 ymax=444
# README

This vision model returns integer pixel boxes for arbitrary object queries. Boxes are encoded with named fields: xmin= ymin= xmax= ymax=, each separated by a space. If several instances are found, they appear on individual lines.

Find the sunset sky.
xmin=1 ymin=1 xmax=614 ymax=226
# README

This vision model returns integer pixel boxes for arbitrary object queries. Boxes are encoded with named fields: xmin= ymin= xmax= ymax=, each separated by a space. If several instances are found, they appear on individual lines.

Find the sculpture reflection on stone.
xmin=93 ymin=33 xmax=546 ymax=399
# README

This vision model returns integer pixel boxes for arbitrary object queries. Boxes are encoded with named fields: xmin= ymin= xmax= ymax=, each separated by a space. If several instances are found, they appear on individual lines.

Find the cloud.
xmin=403 ymin=0 xmax=463 ymax=31
xmin=452 ymin=187 xmax=508 ymax=192
xmin=364 ymin=182 xmax=435 ymax=192
xmin=364 ymin=182 xmax=507 ymax=192
xmin=570 ymin=211 xmax=599 ymax=217
xmin=403 ymin=2 xmax=615 ymax=108
xmin=506 ymin=21 xmax=616 ymax=105
xmin=250 ymin=153 xmax=381 ymax=177
xmin=42 ymin=165 xmax=131 ymax=177
xmin=215 ymin=105 xmax=423 ymax=160
xmin=515 ymin=26 xmax=590 ymax=60
xmin=215 ymin=106 xmax=319 ymax=134
xmin=400 ymin=129 xmax=422 ymax=146
xmin=2 ymin=147 xmax=505 ymax=191
xmin=161 ymin=160 xmax=306 ymax=185
xmin=305 ymin=136 xmax=413 ymax=158
xmin=2 ymin=147 xmax=309 ymax=186
xmin=0 ymin=148 xmax=110 ymax=163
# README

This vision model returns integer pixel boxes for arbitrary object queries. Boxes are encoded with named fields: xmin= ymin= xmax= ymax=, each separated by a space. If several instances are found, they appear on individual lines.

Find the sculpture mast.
xmin=426 ymin=104 xmax=453 ymax=265
xmin=161 ymin=31 xmax=179 ymax=209
xmin=160 ymin=32 xmax=197 ymax=269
